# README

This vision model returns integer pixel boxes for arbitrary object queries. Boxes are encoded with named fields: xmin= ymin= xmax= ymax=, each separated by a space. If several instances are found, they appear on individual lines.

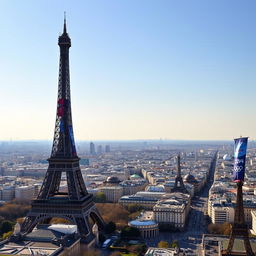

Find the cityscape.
xmin=2 ymin=138 xmax=256 ymax=255
xmin=1 ymin=1 xmax=256 ymax=256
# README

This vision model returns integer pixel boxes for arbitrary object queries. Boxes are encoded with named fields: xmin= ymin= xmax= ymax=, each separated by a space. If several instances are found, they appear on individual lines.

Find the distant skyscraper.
xmin=97 ymin=145 xmax=102 ymax=155
xmin=105 ymin=145 xmax=110 ymax=153
xmin=90 ymin=142 xmax=96 ymax=155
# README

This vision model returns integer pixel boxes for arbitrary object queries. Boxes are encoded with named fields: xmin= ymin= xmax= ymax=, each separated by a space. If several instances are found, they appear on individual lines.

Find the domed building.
xmin=130 ymin=174 xmax=142 ymax=180
xmin=100 ymin=176 xmax=123 ymax=203
xmin=145 ymin=185 xmax=165 ymax=193
xmin=104 ymin=176 xmax=120 ymax=185
xmin=129 ymin=219 xmax=159 ymax=239
xmin=119 ymin=179 xmax=147 ymax=196
xmin=184 ymin=174 xmax=196 ymax=183
xmin=128 ymin=211 xmax=159 ymax=238
xmin=184 ymin=174 xmax=200 ymax=194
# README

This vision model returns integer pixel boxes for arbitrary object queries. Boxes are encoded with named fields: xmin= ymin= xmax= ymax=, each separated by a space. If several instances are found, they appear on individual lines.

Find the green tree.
xmin=104 ymin=221 xmax=116 ymax=234
xmin=158 ymin=240 xmax=169 ymax=248
xmin=128 ymin=244 xmax=147 ymax=255
xmin=2 ymin=231 xmax=13 ymax=240
xmin=121 ymin=226 xmax=140 ymax=239
xmin=128 ymin=211 xmax=141 ymax=220
xmin=127 ymin=204 xmax=142 ymax=213
xmin=94 ymin=192 xmax=106 ymax=203
xmin=171 ymin=240 xmax=179 ymax=248
xmin=0 ymin=221 xmax=13 ymax=235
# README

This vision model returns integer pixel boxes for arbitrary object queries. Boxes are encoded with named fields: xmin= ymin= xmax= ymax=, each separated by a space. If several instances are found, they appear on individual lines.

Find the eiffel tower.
xmin=171 ymin=154 xmax=188 ymax=193
xmin=20 ymin=18 xmax=105 ymax=243
xmin=222 ymin=180 xmax=255 ymax=256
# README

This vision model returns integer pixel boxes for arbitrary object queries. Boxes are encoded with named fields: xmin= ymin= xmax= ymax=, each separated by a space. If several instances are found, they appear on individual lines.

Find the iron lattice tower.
xmin=21 ymin=19 xmax=105 ymax=243
xmin=171 ymin=154 xmax=188 ymax=193
xmin=222 ymin=181 xmax=255 ymax=256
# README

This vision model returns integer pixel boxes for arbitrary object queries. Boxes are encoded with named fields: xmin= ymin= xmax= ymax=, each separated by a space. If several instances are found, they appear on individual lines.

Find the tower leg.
xmin=20 ymin=215 xmax=37 ymax=234
xmin=20 ymin=203 xmax=105 ymax=244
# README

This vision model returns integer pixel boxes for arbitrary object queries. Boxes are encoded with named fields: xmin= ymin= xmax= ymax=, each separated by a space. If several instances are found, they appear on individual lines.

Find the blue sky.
xmin=1 ymin=0 xmax=256 ymax=140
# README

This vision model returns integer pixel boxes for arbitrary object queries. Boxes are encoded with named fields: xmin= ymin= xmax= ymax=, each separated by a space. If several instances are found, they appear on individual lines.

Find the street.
xmin=145 ymin=153 xmax=217 ymax=255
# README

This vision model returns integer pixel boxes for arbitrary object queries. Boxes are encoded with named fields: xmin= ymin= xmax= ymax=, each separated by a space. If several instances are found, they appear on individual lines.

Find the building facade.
xmin=99 ymin=186 xmax=123 ymax=203
xmin=153 ymin=193 xmax=190 ymax=230
xmin=15 ymin=186 xmax=35 ymax=202
xmin=129 ymin=220 xmax=159 ymax=239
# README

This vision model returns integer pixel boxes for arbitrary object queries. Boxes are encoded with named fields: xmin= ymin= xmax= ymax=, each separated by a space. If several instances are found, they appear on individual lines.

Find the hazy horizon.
xmin=0 ymin=138 xmax=241 ymax=143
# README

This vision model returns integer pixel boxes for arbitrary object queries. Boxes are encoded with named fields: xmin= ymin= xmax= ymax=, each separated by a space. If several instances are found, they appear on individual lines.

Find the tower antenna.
xmin=63 ymin=12 xmax=67 ymax=34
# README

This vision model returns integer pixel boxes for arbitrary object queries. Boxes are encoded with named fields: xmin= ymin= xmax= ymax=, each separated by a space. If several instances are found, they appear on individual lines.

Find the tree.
xmin=128 ymin=211 xmax=141 ymax=221
xmin=82 ymin=249 xmax=101 ymax=256
xmin=50 ymin=217 xmax=71 ymax=224
xmin=208 ymin=222 xmax=231 ymax=235
xmin=222 ymin=222 xmax=231 ymax=235
xmin=0 ymin=221 xmax=13 ymax=235
xmin=121 ymin=226 xmax=140 ymax=239
xmin=94 ymin=192 xmax=106 ymax=203
xmin=110 ymin=252 xmax=122 ymax=256
xmin=2 ymin=231 xmax=13 ymax=240
xmin=128 ymin=244 xmax=147 ymax=255
xmin=96 ymin=203 xmax=129 ymax=227
xmin=104 ymin=221 xmax=116 ymax=234
xmin=171 ymin=240 xmax=179 ymax=248
xmin=0 ymin=202 xmax=30 ymax=220
xmin=158 ymin=240 xmax=169 ymax=248
xmin=127 ymin=204 xmax=142 ymax=213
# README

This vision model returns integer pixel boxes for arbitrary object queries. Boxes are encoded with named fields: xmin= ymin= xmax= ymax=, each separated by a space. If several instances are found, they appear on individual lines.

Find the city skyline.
xmin=1 ymin=0 xmax=256 ymax=141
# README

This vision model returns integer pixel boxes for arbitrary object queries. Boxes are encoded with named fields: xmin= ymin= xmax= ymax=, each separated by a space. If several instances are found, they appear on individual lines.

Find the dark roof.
xmin=25 ymin=226 xmax=62 ymax=242
xmin=106 ymin=176 xmax=120 ymax=184
xmin=184 ymin=174 xmax=197 ymax=183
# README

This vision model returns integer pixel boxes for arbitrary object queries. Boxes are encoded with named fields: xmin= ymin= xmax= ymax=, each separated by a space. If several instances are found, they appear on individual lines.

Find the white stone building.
xmin=1 ymin=186 xmax=15 ymax=201
xmin=153 ymin=193 xmax=190 ymax=230
xmin=15 ymin=185 xmax=35 ymax=202
xmin=99 ymin=186 xmax=123 ymax=203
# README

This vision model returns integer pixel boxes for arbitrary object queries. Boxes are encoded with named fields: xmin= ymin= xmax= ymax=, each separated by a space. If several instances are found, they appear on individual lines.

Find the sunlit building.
xmin=153 ymin=192 xmax=190 ymax=230
xmin=15 ymin=185 xmax=35 ymax=202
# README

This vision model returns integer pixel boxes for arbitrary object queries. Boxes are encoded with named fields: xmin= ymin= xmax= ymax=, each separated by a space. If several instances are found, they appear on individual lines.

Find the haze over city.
xmin=1 ymin=0 xmax=256 ymax=141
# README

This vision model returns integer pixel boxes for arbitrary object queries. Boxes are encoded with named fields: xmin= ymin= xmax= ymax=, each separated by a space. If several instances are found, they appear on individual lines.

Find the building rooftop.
xmin=145 ymin=247 xmax=178 ymax=256
xmin=129 ymin=220 xmax=157 ymax=226
xmin=0 ymin=240 xmax=61 ymax=256
xmin=0 ymin=224 xmax=80 ymax=255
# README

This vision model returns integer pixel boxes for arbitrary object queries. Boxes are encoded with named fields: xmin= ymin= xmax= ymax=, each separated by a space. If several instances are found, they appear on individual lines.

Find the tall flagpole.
xmin=222 ymin=137 xmax=254 ymax=256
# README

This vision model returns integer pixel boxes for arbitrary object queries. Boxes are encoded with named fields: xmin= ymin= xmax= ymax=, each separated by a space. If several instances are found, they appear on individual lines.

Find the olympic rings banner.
xmin=233 ymin=137 xmax=248 ymax=182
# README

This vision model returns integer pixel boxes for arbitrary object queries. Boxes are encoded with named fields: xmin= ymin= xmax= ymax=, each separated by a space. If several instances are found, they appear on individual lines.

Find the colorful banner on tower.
xmin=57 ymin=98 xmax=65 ymax=117
xmin=233 ymin=137 xmax=248 ymax=182
xmin=69 ymin=125 xmax=77 ymax=156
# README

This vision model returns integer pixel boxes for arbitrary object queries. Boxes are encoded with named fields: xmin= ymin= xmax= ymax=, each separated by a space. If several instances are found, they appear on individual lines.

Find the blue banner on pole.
xmin=233 ymin=137 xmax=248 ymax=182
